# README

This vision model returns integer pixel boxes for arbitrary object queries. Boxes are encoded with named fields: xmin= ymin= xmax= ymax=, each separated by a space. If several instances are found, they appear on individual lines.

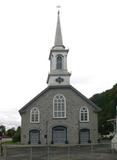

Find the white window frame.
xmin=30 ymin=107 xmax=40 ymax=123
xmin=79 ymin=106 xmax=89 ymax=122
xmin=53 ymin=94 xmax=66 ymax=118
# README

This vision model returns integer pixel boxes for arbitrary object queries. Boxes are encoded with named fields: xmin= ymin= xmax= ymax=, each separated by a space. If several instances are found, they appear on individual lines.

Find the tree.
xmin=12 ymin=126 xmax=21 ymax=142
xmin=90 ymin=83 xmax=117 ymax=135
xmin=6 ymin=128 xmax=16 ymax=138
xmin=0 ymin=125 xmax=6 ymax=137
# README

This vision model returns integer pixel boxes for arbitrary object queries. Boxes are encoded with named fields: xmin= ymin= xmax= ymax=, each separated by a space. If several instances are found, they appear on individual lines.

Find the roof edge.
xmin=19 ymin=86 xmax=50 ymax=114
xmin=19 ymin=85 xmax=101 ymax=115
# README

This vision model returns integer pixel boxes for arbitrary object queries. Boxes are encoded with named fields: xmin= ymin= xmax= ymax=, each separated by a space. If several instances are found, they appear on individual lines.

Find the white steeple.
xmin=47 ymin=11 xmax=71 ymax=86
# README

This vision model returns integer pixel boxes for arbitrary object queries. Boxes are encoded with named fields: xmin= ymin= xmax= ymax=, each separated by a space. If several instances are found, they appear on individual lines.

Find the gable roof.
xmin=19 ymin=85 xmax=101 ymax=114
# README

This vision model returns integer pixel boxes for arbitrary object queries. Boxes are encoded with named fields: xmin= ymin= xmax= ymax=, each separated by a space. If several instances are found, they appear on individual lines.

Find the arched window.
xmin=53 ymin=94 xmax=66 ymax=118
xmin=56 ymin=55 xmax=63 ymax=69
xmin=80 ymin=106 xmax=89 ymax=122
xmin=30 ymin=107 xmax=40 ymax=123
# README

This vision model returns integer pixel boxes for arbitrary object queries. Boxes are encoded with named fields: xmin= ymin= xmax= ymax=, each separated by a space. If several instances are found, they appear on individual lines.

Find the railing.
xmin=1 ymin=143 xmax=115 ymax=160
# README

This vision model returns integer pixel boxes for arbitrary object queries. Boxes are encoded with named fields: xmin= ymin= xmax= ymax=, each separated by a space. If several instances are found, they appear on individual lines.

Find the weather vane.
xmin=56 ymin=5 xmax=61 ymax=14
xmin=56 ymin=5 xmax=61 ymax=9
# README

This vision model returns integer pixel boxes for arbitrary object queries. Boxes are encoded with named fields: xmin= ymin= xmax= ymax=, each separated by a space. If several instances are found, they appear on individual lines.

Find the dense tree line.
xmin=0 ymin=125 xmax=21 ymax=142
xmin=90 ymin=84 xmax=117 ymax=136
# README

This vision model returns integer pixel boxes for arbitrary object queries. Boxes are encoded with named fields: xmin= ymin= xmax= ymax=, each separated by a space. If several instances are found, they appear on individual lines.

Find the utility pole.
xmin=115 ymin=106 xmax=117 ymax=134
xmin=111 ymin=105 xmax=117 ymax=151
xmin=0 ymin=128 xmax=3 ymax=156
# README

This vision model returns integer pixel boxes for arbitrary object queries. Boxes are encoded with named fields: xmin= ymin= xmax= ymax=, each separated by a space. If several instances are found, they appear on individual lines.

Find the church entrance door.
xmin=29 ymin=129 xmax=40 ymax=144
xmin=52 ymin=126 xmax=67 ymax=144
xmin=79 ymin=129 xmax=90 ymax=144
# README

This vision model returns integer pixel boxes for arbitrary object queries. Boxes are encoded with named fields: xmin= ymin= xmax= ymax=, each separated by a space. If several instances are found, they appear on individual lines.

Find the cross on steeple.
xmin=56 ymin=5 xmax=61 ymax=14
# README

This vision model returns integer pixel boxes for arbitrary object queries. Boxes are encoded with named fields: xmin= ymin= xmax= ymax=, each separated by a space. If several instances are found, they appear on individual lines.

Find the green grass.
xmin=2 ymin=141 xmax=21 ymax=145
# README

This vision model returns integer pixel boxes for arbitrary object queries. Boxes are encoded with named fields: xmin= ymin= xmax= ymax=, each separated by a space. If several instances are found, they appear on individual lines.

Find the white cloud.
xmin=0 ymin=109 xmax=20 ymax=129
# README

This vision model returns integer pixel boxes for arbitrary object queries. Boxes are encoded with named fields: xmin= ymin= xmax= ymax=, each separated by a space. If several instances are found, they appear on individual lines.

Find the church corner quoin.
xmin=19 ymin=12 xmax=101 ymax=145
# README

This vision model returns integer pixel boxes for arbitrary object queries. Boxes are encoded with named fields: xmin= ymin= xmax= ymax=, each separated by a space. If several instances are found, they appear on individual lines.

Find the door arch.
xmin=79 ymin=128 xmax=90 ymax=144
xmin=52 ymin=126 xmax=67 ymax=144
xmin=29 ymin=129 xmax=40 ymax=144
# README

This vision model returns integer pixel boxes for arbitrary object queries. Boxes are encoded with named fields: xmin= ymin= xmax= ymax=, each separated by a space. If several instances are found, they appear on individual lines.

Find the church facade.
xmin=19 ymin=12 xmax=101 ymax=145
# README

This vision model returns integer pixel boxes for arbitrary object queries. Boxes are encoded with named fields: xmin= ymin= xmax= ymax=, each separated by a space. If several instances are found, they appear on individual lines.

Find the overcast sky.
xmin=0 ymin=0 xmax=117 ymax=129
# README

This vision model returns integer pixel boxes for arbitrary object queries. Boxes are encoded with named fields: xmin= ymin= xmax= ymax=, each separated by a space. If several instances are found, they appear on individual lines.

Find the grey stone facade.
xmin=19 ymin=11 xmax=101 ymax=145
xmin=19 ymin=85 xmax=100 ymax=145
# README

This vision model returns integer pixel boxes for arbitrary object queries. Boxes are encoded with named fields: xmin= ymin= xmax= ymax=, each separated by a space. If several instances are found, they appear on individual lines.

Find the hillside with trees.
xmin=90 ymin=84 xmax=117 ymax=136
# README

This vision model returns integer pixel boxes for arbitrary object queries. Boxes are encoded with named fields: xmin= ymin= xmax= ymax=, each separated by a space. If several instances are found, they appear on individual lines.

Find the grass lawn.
xmin=2 ymin=141 xmax=21 ymax=145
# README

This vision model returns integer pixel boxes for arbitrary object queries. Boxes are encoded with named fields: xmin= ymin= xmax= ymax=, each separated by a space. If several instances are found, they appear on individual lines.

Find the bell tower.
xmin=47 ymin=11 xmax=71 ymax=86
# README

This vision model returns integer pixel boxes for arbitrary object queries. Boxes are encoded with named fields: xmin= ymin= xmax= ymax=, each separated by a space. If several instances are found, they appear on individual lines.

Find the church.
xmin=19 ymin=12 xmax=101 ymax=145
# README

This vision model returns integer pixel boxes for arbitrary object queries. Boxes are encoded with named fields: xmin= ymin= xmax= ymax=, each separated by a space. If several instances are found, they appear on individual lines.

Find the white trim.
xmin=30 ymin=107 xmax=40 ymax=123
xmin=79 ymin=106 xmax=89 ymax=122
xmin=53 ymin=94 xmax=66 ymax=118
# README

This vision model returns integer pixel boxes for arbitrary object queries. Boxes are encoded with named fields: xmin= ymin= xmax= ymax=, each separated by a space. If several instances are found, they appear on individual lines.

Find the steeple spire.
xmin=47 ymin=10 xmax=71 ymax=86
xmin=54 ymin=11 xmax=63 ymax=46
